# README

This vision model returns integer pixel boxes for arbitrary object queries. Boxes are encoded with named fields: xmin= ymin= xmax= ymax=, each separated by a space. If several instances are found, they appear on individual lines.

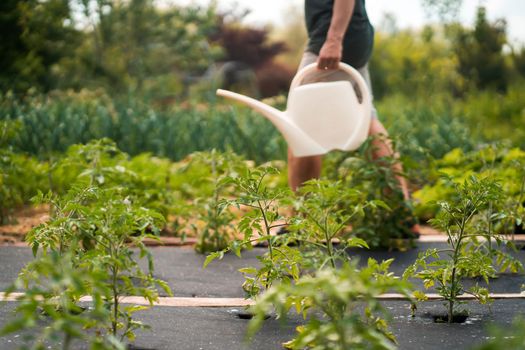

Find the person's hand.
xmin=317 ymin=37 xmax=343 ymax=70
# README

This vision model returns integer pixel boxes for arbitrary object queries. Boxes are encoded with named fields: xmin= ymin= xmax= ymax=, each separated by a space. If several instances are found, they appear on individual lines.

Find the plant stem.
xmin=111 ymin=265 xmax=119 ymax=336
xmin=448 ymin=268 xmax=456 ymax=323
xmin=448 ymin=213 xmax=467 ymax=323
xmin=487 ymin=201 xmax=493 ymax=251
xmin=63 ymin=333 xmax=71 ymax=350
xmin=323 ymin=214 xmax=336 ymax=269
xmin=513 ymin=174 xmax=525 ymax=241
xmin=258 ymin=199 xmax=274 ymax=290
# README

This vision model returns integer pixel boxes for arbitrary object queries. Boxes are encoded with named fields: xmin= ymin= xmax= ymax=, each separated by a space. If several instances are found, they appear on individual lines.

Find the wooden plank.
xmin=3 ymin=292 xmax=524 ymax=306
xmin=0 ymin=236 xmax=198 ymax=247
xmin=142 ymin=237 xmax=197 ymax=247
xmin=418 ymin=234 xmax=525 ymax=243
xmin=377 ymin=293 xmax=525 ymax=300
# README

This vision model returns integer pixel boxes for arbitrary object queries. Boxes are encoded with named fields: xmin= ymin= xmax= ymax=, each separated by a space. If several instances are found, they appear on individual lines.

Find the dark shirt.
xmin=305 ymin=0 xmax=374 ymax=68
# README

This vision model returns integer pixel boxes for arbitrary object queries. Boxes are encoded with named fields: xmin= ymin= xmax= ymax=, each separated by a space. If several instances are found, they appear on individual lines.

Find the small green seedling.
xmin=290 ymin=179 xmax=377 ymax=269
xmin=1 ymin=250 xmax=118 ymax=349
xmin=404 ymin=175 xmax=502 ymax=323
xmin=10 ymin=183 xmax=171 ymax=348
xmin=248 ymin=259 xmax=411 ymax=350
xmin=204 ymin=165 xmax=296 ymax=298
xmin=325 ymin=136 xmax=418 ymax=250
xmin=183 ymin=150 xmax=247 ymax=253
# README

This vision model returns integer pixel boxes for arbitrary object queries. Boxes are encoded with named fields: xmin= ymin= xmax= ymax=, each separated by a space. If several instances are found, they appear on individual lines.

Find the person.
xmin=288 ymin=0 xmax=419 ymax=234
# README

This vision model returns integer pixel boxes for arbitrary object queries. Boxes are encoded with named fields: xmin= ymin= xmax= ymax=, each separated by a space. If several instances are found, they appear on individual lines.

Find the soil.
xmin=1 ymin=242 xmax=524 ymax=350
xmin=432 ymin=313 xmax=469 ymax=323
xmin=0 ymin=205 xmax=443 ymax=246
xmin=0 ymin=205 xmax=49 ymax=245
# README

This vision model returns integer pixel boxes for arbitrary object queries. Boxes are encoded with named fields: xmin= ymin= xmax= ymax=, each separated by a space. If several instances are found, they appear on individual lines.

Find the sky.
xmin=173 ymin=0 xmax=525 ymax=44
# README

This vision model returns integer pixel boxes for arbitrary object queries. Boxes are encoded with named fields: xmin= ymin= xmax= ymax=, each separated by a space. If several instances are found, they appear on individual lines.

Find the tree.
xmin=0 ymin=0 xmax=80 ymax=92
xmin=66 ymin=0 xmax=222 ymax=94
xmin=454 ymin=6 xmax=508 ymax=92
xmin=210 ymin=18 xmax=292 ymax=97
xmin=369 ymin=26 xmax=459 ymax=99
xmin=421 ymin=0 xmax=463 ymax=23
xmin=511 ymin=45 xmax=525 ymax=79
xmin=213 ymin=23 xmax=287 ymax=69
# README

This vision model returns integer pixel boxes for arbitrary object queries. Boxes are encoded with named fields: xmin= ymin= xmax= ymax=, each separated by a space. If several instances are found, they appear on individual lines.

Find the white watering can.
xmin=216 ymin=62 xmax=372 ymax=157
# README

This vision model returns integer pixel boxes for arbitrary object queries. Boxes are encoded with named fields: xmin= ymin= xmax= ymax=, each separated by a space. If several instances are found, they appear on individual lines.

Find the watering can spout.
xmin=216 ymin=62 xmax=371 ymax=157
xmin=216 ymin=89 xmax=326 ymax=157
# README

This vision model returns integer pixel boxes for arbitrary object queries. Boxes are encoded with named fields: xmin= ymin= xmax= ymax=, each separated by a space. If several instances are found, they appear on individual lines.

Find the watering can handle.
xmin=289 ymin=62 xmax=371 ymax=106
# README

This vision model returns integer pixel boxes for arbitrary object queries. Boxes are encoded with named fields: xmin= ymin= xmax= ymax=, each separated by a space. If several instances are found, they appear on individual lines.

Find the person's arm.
xmin=317 ymin=0 xmax=355 ymax=70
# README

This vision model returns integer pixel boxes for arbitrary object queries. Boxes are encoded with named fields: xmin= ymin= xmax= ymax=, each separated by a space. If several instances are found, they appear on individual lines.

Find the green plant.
xmin=181 ymin=150 xmax=248 ymax=253
xmin=9 ymin=180 xmax=172 ymax=348
xmin=325 ymin=137 xmax=417 ymax=250
xmin=0 ymin=149 xmax=48 ymax=224
xmin=205 ymin=165 xmax=295 ymax=298
xmin=78 ymin=188 xmax=171 ymax=342
xmin=379 ymin=97 xmax=476 ymax=164
xmin=50 ymin=139 xmax=175 ymax=221
xmin=473 ymin=317 xmax=525 ymax=349
xmin=289 ymin=179 xmax=375 ymax=269
xmin=0 ymin=120 xmax=48 ymax=223
xmin=404 ymin=175 xmax=503 ymax=323
xmin=1 ymin=250 xmax=121 ymax=350
xmin=0 ymin=91 xmax=287 ymax=163
xmin=248 ymin=259 xmax=411 ymax=350
xmin=413 ymin=144 xmax=525 ymax=223
xmin=499 ymin=149 xmax=525 ymax=238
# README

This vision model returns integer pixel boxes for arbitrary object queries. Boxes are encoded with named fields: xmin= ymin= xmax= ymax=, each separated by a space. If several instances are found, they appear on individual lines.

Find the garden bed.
xmin=1 ymin=243 xmax=524 ymax=350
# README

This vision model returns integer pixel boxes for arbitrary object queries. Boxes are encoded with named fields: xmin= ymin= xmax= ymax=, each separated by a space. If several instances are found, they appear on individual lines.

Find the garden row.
xmin=2 ymin=84 xmax=525 ymax=166
xmin=1 ymin=130 xmax=525 ymax=348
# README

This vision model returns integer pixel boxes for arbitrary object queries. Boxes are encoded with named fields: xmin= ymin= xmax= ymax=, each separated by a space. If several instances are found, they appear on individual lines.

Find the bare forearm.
xmin=317 ymin=0 xmax=355 ymax=69
xmin=327 ymin=0 xmax=355 ymax=43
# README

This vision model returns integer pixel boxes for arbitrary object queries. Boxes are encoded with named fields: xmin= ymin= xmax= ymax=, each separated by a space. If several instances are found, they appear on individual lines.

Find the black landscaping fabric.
xmin=2 ymin=299 xmax=525 ymax=349
xmin=1 ymin=244 xmax=525 ymax=349
xmin=1 ymin=244 xmax=524 ymax=296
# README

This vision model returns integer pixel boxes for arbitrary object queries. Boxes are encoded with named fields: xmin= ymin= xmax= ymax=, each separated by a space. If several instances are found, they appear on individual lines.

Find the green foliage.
xmin=404 ymin=176 xmax=519 ymax=323
xmin=204 ymin=165 xmax=295 ymax=297
xmin=49 ymin=139 xmax=174 ymax=218
xmin=248 ymin=259 xmax=411 ymax=350
xmin=474 ymin=318 xmax=525 ymax=349
xmin=0 ymin=0 xmax=222 ymax=94
xmin=378 ymin=95 xmax=477 ymax=164
xmin=0 ymin=91 xmax=286 ymax=163
xmin=372 ymin=5 xmax=516 ymax=99
xmin=453 ymin=82 xmax=525 ymax=145
xmin=67 ymin=0 xmax=221 ymax=95
xmin=227 ymin=165 xmax=294 ymax=296
xmin=61 ymin=187 xmax=169 ymax=341
xmin=512 ymin=46 xmax=525 ymax=77
xmin=181 ymin=150 xmax=249 ymax=253
xmin=413 ymin=144 xmax=525 ymax=230
xmin=1 ymin=250 xmax=121 ymax=350
xmin=370 ymin=26 xmax=460 ymax=99
xmin=0 ymin=0 xmax=80 ymax=92
xmin=324 ymin=137 xmax=417 ymax=250
xmin=454 ymin=6 xmax=508 ymax=92
xmin=13 ymin=184 xmax=170 ymax=347
xmin=2 ymin=139 xmax=173 ymax=348
xmin=0 ymin=120 xmax=48 ymax=223
xmin=290 ymin=179 xmax=372 ymax=268
xmin=0 ymin=150 xmax=47 ymax=223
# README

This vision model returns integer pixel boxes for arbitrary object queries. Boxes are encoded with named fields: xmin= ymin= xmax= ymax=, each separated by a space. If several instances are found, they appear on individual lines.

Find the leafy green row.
xmin=0 ymin=91 xmax=286 ymax=163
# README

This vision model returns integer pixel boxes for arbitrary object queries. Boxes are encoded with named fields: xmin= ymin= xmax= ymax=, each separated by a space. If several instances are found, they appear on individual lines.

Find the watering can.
xmin=216 ymin=62 xmax=372 ymax=157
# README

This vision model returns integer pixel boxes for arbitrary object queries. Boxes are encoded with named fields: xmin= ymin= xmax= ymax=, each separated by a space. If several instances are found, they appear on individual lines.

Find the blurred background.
xmin=1 ymin=0 xmax=524 ymax=162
